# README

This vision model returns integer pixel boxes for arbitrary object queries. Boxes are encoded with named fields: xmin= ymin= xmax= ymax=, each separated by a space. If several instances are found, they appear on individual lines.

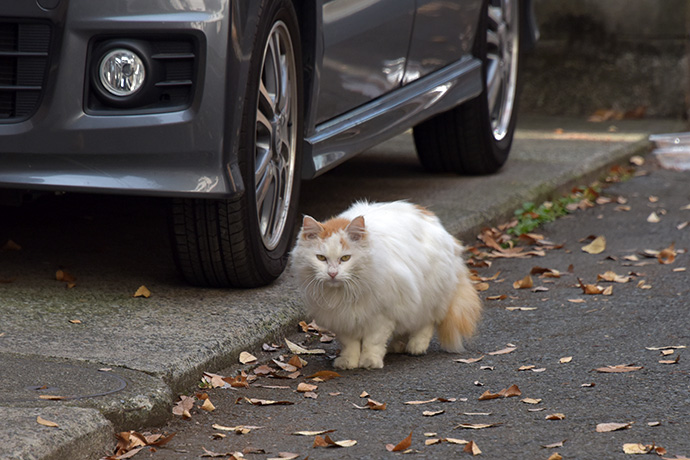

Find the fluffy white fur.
xmin=290 ymin=201 xmax=481 ymax=369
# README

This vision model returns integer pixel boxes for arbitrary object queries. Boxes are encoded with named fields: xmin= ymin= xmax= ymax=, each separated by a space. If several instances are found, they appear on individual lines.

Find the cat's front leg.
xmin=333 ymin=335 xmax=361 ymax=370
xmin=359 ymin=321 xmax=395 ymax=369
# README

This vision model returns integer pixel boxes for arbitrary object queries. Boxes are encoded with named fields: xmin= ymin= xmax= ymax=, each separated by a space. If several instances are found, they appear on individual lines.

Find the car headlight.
xmin=98 ymin=49 xmax=146 ymax=97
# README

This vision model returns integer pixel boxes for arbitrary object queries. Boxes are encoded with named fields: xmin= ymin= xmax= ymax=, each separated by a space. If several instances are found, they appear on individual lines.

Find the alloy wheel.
xmin=486 ymin=0 xmax=519 ymax=142
xmin=254 ymin=20 xmax=298 ymax=251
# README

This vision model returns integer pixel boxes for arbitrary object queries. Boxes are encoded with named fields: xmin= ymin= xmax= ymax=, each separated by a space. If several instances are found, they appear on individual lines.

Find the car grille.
xmin=0 ymin=21 xmax=51 ymax=122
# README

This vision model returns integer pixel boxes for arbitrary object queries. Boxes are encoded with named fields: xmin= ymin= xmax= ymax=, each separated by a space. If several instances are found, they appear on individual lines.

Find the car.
xmin=0 ymin=0 xmax=537 ymax=288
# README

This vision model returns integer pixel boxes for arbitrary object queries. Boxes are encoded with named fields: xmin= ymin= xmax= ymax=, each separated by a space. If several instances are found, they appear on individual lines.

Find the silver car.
xmin=0 ymin=0 xmax=536 ymax=288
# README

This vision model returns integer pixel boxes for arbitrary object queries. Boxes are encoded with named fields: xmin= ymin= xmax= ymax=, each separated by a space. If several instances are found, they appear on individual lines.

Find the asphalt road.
xmin=1 ymin=116 xmax=687 ymax=460
xmin=139 ymin=163 xmax=690 ymax=459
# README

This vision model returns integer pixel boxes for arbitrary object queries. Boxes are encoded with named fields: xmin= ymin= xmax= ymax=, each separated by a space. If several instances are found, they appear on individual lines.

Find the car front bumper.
xmin=0 ymin=0 xmax=250 ymax=198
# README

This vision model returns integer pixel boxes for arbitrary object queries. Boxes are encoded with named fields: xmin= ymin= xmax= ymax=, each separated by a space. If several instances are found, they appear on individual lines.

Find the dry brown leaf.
xmin=463 ymin=440 xmax=482 ymax=456
xmin=133 ymin=285 xmax=151 ymax=298
xmin=546 ymin=453 xmax=563 ymax=460
xmin=242 ymin=397 xmax=294 ymax=406
xmin=623 ymin=443 xmax=653 ymax=454
xmin=353 ymin=398 xmax=386 ymax=410
xmin=659 ymin=354 xmax=680 ymax=365
xmin=489 ymin=346 xmax=517 ymax=355
xmin=38 ymin=395 xmax=65 ymax=401
xmin=386 ymin=431 xmax=413 ymax=452
xmin=36 ymin=416 xmax=59 ymax=427
xmin=455 ymin=423 xmax=499 ymax=430
xmin=423 ymin=410 xmax=445 ymax=417
xmin=594 ymin=364 xmax=643 ymax=373
xmin=521 ymin=398 xmax=542 ymax=405
xmin=582 ymin=236 xmax=606 ymax=254
xmin=597 ymin=271 xmax=631 ymax=283
xmin=513 ymin=275 xmax=534 ymax=289
xmin=306 ymin=370 xmax=341 ymax=381
xmin=658 ymin=243 xmax=677 ymax=264
xmin=288 ymin=355 xmax=307 ymax=369
xmin=474 ymin=282 xmax=490 ymax=292
xmin=543 ymin=441 xmax=566 ymax=449
xmin=239 ymin=351 xmax=257 ymax=364
xmin=596 ymin=422 xmax=632 ymax=432
xmin=297 ymin=382 xmax=318 ymax=393
xmin=292 ymin=429 xmax=336 ymax=436
xmin=559 ymin=356 xmax=573 ymax=364
xmin=545 ymin=413 xmax=566 ymax=420
xmin=2 ymin=239 xmax=21 ymax=251
xmin=454 ymin=355 xmax=484 ymax=364
xmin=285 ymin=338 xmax=325 ymax=355
xmin=486 ymin=294 xmax=507 ymax=301
xmin=172 ymin=395 xmax=195 ymax=419
xmin=530 ymin=267 xmax=561 ymax=278
xmin=200 ymin=398 xmax=215 ymax=412
xmin=499 ymin=384 xmax=522 ymax=397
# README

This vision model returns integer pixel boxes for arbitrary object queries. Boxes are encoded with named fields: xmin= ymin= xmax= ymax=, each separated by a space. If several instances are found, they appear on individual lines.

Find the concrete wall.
xmin=520 ymin=0 xmax=690 ymax=119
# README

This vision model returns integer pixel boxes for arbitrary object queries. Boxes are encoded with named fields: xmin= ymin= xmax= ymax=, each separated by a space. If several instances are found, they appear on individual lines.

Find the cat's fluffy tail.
xmin=438 ymin=267 xmax=482 ymax=353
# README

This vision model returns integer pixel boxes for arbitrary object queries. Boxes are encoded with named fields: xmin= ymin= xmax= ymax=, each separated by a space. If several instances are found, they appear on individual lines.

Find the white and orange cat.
xmin=291 ymin=201 xmax=481 ymax=369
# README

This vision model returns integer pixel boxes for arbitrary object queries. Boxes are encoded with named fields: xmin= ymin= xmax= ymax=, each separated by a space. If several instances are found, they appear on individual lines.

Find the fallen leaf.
xmin=285 ymin=338 xmax=325 ymax=355
xmin=658 ymin=243 xmax=676 ymax=264
xmin=288 ymin=355 xmax=307 ymax=369
xmin=455 ymin=423 xmax=499 ymax=430
xmin=659 ymin=355 xmax=680 ymax=365
xmin=546 ymin=454 xmax=563 ymax=460
xmin=506 ymin=307 xmax=537 ymax=311
xmin=542 ymin=441 xmax=566 ymax=448
xmin=546 ymin=413 xmax=566 ymax=420
xmin=594 ymin=364 xmax=643 ymax=373
xmin=2 ymin=239 xmax=21 ymax=251
xmin=36 ymin=416 xmax=59 ymax=427
xmin=647 ymin=212 xmax=661 ymax=223
xmin=212 ymin=424 xmax=262 ymax=434
xmin=646 ymin=345 xmax=686 ymax=351
xmin=353 ymin=398 xmax=386 ymax=410
xmin=521 ymin=398 xmax=542 ymax=405
xmin=359 ymin=391 xmax=369 ymax=398
xmin=623 ymin=443 xmax=652 ymax=454
xmin=629 ymin=155 xmax=645 ymax=166
xmin=486 ymin=295 xmax=507 ymax=301
xmin=596 ymin=422 xmax=632 ymax=432
xmin=463 ymin=440 xmax=482 ymax=456
xmin=306 ymin=370 xmax=341 ymax=381
xmin=568 ymin=298 xmax=586 ymax=303
xmin=267 ymin=453 xmax=299 ymax=460
xmin=489 ymin=346 xmax=517 ymax=355
xmin=582 ymin=236 xmax=606 ymax=254
xmin=297 ymin=382 xmax=318 ymax=393
xmin=455 ymin=356 xmax=484 ymax=364
xmin=292 ymin=429 xmax=336 ymax=436
xmin=133 ymin=285 xmax=151 ymax=298
xmin=513 ymin=275 xmax=534 ymax=289
xmin=405 ymin=398 xmax=439 ymax=405
xmin=239 ymin=351 xmax=257 ymax=364
xmin=386 ymin=431 xmax=412 ymax=452
xmin=597 ymin=271 xmax=631 ymax=283
xmin=200 ymin=398 xmax=215 ymax=412
xmin=560 ymin=356 xmax=573 ymax=364
xmin=423 ymin=410 xmax=445 ymax=417
xmin=531 ymin=267 xmax=562 ymax=278
xmin=578 ymin=278 xmax=607 ymax=295
xmin=200 ymin=447 xmax=244 ymax=458
xmin=243 ymin=397 xmax=294 ymax=406
xmin=518 ymin=365 xmax=535 ymax=371
xmin=38 ymin=395 xmax=65 ymax=401
xmin=499 ymin=384 xmax=522 ymax=397
xmin=474 ymin=282 xmax=490 ymax=292
xmin=172 ymin=395 xmax=195 ymax=419
xmin=478 ymin=390 xmax=501 ymax=401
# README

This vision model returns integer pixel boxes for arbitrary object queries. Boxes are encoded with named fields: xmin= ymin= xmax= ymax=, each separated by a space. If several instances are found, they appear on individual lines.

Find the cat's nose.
xmin=328 ymin=270 xmax=338 ymax=279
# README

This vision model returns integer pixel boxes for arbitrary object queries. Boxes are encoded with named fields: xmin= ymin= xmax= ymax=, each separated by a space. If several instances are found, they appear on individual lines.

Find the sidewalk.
xmin=0 ymin=116 xmax=685 ymax=460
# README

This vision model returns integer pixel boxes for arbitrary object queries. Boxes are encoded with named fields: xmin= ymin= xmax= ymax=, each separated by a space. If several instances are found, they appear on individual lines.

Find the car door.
xmin=403 ymin=0 xmax=483 ymax=84
xmin=314 ymin=0 xmax=415 ymax=125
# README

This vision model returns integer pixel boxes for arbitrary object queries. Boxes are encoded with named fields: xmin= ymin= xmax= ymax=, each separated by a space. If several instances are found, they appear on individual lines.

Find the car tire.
xmin=413 ymin=0 xmax=521 ymax=175
xmin=171 ymin=0 xmax=303 ymax=288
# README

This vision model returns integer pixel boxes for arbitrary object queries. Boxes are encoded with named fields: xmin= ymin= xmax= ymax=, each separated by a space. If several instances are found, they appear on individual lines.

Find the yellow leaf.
xmin=582 ymin=236 xmax=606 ymax=254
xmin=36 ymin=416 xmax=59 ymax=427
xmin=133 ymin=285 xmax=151 ymax=298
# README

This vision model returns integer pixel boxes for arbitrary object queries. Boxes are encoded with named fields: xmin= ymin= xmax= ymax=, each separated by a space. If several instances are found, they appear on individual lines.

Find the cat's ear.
xmin=301 ymin=216 xmax=323 ymax=240
xmin=346 ymin=216 xmax=366 ymax=242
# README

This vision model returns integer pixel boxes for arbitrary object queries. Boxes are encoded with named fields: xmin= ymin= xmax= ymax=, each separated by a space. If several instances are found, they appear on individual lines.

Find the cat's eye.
xmin=340 ymin=255 xmax=351 ymax=262
xmin=316 ymin=254 xmax=327 ymax=261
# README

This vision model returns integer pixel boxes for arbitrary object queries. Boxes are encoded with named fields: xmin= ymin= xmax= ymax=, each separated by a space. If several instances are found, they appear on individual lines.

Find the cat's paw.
xmin=358 ymin=354 xmax=384 ymax=369
xmin=388 ymin=340 xmax=406 ymax=354
xmin=333 ymin=356 xmax=358 ymax=370
xmin=405 ymin=341 xmax=430 ymax=355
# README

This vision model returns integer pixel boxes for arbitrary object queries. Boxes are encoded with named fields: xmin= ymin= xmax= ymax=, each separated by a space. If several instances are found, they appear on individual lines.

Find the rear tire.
xmin=413 ymin=0 xmax=521 ymax=175
xmin=171 ymin=0 xmax=303 ymax=288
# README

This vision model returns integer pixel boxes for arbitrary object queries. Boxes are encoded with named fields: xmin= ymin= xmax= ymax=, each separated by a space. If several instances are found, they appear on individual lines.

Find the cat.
xmin=290 ymin=200 xmax=481 ymax=369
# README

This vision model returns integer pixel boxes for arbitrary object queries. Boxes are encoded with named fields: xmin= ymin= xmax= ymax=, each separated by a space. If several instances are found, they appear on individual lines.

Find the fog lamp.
xmin=98 ymin=49 xmax=146 ymax=97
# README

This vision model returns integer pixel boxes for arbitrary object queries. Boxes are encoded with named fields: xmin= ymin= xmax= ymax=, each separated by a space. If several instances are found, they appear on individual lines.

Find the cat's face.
xmin=294 ymin=215 xmax=368 ymax=287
